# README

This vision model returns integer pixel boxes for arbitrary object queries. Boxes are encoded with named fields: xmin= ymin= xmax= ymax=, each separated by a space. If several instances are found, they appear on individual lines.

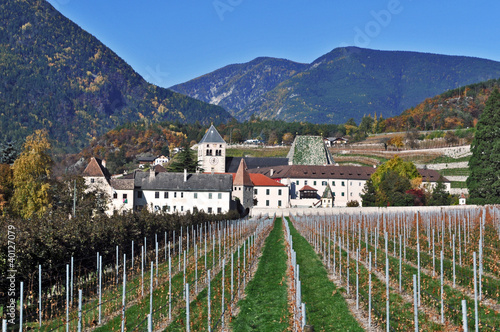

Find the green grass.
xmin=451 ymin=181 xmax=468 ymax=189
xmin=226 ymin=147 xmax=289 ymax=158
xmin=231 ymin=218 xmax=289 ymax=331
xmin=287 ymin=218 xmax=364 ymax=331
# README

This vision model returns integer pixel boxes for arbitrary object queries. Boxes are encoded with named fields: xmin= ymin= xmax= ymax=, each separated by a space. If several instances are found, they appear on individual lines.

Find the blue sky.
xmin=47 ymin=0 xmax=499 ymax=88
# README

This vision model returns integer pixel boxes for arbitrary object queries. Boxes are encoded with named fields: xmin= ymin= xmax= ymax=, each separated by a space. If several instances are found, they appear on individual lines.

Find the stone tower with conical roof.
xmin=232 ymin=159 xmax=254 ymax=210
xmin=198 ymin=124 xmax=226 ymax=173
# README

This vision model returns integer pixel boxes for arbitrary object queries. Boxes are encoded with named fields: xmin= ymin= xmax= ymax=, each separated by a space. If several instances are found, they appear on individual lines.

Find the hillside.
xmin=383 ymin=78 xmax=500 ymax=131
xmin=0 ymin=0 xmax=232 ymax=153
xmin=172 ymin=47 xmax=500 ymax=124
xmin=171 ymin=57 xmax=308 ymax=116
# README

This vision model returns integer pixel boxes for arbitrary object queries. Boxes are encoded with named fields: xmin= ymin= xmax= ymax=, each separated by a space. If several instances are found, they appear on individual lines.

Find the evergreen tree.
xmin=167 ymin=145 xmax=201 ymax=173
xmin=0 ymin=140 xmax=19 ymax=164
xmin=467 ymin=88 xmax=500 ymax=204
xmin=428 ymin=176 xmax=451 ymax=206
xmin=377 ymin=170 xmax=413 ymax=206
xmin=360 ymin=178 xmax=377 ymax=207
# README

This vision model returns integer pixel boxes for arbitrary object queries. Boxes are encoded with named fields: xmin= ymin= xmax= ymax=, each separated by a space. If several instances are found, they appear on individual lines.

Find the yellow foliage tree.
xmin=11 ymin=130 xmax=53 ymax=218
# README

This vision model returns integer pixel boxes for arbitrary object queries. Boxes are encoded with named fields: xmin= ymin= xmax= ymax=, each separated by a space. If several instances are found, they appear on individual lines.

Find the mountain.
xmin=383 ymin=78 xmax=500 ymax=132
xmin=171 ymin=57 xmax=308 ymax=116
xmin=0 ymin=0 xmax=232 ymax=153
xmin=172 ymin=47 xmax=500 ymax=124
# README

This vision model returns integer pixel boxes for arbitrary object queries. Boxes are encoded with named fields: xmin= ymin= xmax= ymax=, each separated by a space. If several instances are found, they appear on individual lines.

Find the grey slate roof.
xmin=199 ymin=125 xmax=225 ymax=144
xmin=135 ymin=172 xmax=233 ymax=192
xmin=225 ymin=157 xmax=289 ymax=173
xmin=110 ymin=178 xmax=135 ymax=190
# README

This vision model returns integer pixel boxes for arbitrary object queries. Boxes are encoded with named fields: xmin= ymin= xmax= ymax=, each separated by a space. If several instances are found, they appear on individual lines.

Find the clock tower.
xmin=198 ymin=124 xmax=226 ymax=173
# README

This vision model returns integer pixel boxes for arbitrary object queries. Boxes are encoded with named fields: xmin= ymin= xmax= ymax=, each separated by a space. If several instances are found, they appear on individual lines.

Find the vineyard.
xmin=3 ymin=206 xmax=500 ymax=331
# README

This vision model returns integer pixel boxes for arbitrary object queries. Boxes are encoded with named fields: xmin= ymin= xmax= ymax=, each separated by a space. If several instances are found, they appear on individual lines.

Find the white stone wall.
xmin=251 ymin=204 xmax=478 ymax=217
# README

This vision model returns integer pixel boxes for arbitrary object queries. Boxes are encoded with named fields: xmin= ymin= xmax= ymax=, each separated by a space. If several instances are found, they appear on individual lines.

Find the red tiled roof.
xmin=250 ymin=173 xmax=285 ymax=187
xmin=229 ymin=173 xmax=285 ymax=187
xmin=299 ymin=185 xmax=317 ymax=191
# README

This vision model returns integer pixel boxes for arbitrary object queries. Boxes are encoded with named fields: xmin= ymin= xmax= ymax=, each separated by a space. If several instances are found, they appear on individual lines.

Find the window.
xmin=342 ymin=181 xmax=345 ymax=187
xmin=217 ymin=207 xmax=222 ymax=214
xmin=350 ymin=192 xmax=353 ymax=196
xmin=322 ymin=181 xmax=327 ymax=186
xmin=113 ymin=192 xmax=118 ymax=199
xmin=296 ymin=180 xmax=299 ymax=185
xmin=278 ymin=189 xmax=282 ymax=195
xmin=218 ymin=193 xmax=222 ymax=199
xmin=138 ymin=191 xmax=143 ymax=198
xmin=359 ymin=182 xmax=362 ymax=186
xmin=209 ymin=193 xmax=213 ymax=199
xmin=278 ymin=200 xmax=282 ymax=207
xmin=193 ymin=207 xmax=198 ymax=213
xmin=341 ymin=192 xmax=345 ymax=197
xmin=155 ymin=192 xmax=159 ymax=199
xmin=181 ymin=206 xmax=183 ymax=212
xmin=164 ymin=192 xmax=168 ymax=199
xmin=123 ymin=194 xmax=127 ymax=200
xmin=234 ymin=187 xmax=237 ymax=191
xmin=154 ymin=205 xmax=160 ymax=212
xmin=254 ymin=189 xmax=258 ymax=195
xmin=266 ymin=200 xmax=270 ymax=206
xmin=194 ymin=193 xmax=198 ymax=199
xmin=173 ymin=206 xmax=177 ymax=211
xmin=90 ymin=178 xmax=95 ymax=183
xmin=174 ymin=192 xmax=177 ymax=198
xmin=266 ymin=189 xmax=270 ymax=195
xmin=304 ymin=180 xmax=308 ymax=185
xmin=313 ymin=181 xmax=317 ymax=185
xmin=181 ymin=192 xmax=183 ymax=198
xmin=166 ymin=205 xmax=171 ymax=212
xmin=208 ymin=207 xmax=213 ymax=214
xmin=350 ymin=182 xmax=353 ymax=186
xmin=332 ymin=181 xmax=335 ymax=186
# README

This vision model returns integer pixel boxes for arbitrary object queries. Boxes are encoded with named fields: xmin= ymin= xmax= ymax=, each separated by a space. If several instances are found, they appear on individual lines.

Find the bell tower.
xmin=198 ymin=124 xmax=226 ymax=173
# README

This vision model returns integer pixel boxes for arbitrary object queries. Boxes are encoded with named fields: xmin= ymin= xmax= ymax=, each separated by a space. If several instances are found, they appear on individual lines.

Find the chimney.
xmin=150 ymin=166 xmax=156 ymax=177
xmin=270 ymin=169 xmax=274 ymax=177
xmin=101 ymin=160 xmax=106 ymax=168
xmin=184 ymin=169 xmax=187 ymax=182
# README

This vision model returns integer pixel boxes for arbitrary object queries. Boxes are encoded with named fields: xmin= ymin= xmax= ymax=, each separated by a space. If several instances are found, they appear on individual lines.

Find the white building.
xmin=133 ymin=169 xmax=232 ymax=214
xmin=250 ymin=165 xmax=449 ymax=207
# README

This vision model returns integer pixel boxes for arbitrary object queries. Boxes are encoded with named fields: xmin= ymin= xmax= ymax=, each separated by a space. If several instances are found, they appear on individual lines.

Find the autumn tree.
xmin=388 ymin=135 xmax=404 ymax=151
xmin=282 ymin=132 xmax=294 ymax=145
xmin=11 ymin=130 xmax=53 ymax=218
xmin=467 ymin=88 xmax=500 ymax=204
xmin=371 ymin=155 xmax=421 ymax=191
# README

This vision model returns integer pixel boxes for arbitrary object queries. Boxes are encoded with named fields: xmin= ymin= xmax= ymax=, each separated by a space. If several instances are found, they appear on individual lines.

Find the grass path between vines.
xmin=231 ymin=217 xmax=290 ymax=331
xmin=287 ymin=218 xmax=364 ymax=332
